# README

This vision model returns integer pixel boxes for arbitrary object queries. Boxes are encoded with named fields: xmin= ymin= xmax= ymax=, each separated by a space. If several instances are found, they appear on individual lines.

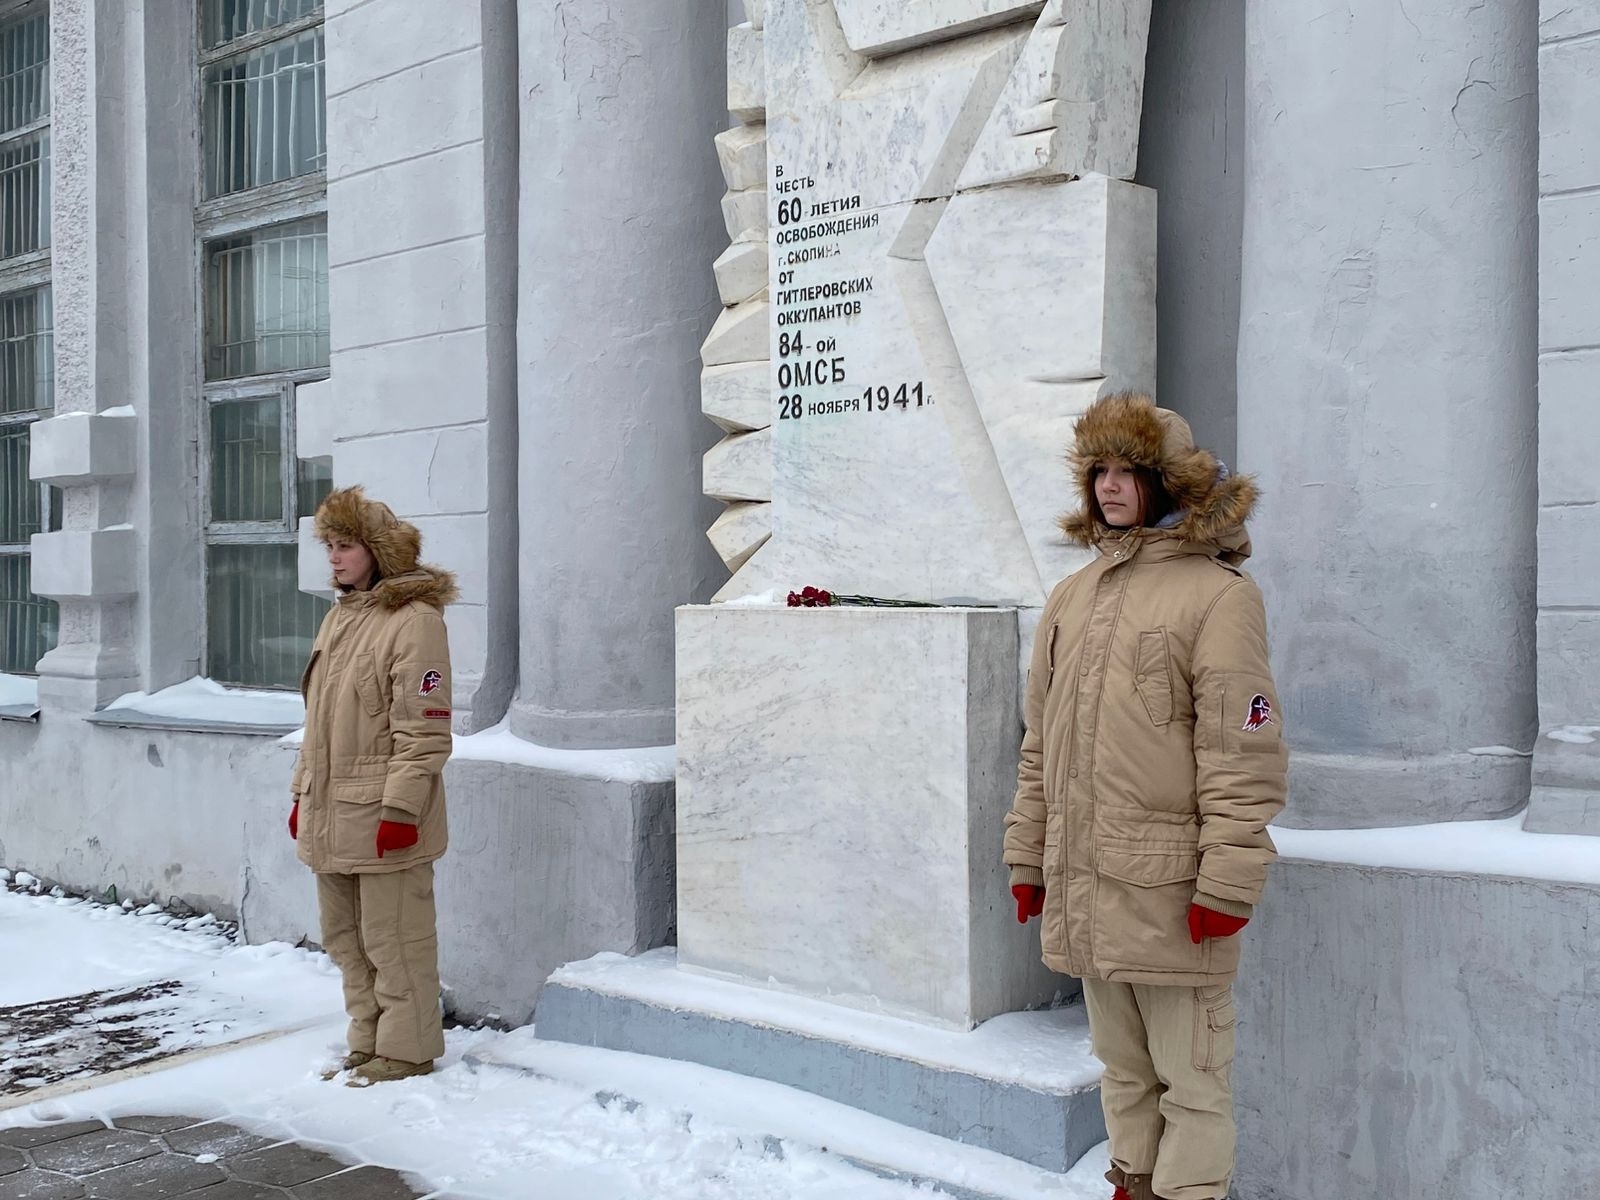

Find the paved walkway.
xmin=0 ymin=1116 xmax=432 ymax=1200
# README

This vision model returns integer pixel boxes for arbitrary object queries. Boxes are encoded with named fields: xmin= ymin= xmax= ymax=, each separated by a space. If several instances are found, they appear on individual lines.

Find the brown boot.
xmin=346 ymin=1055 xmax=435 ymax=1086
xmin=319 ymin=1051 xmax=374 ymax=1081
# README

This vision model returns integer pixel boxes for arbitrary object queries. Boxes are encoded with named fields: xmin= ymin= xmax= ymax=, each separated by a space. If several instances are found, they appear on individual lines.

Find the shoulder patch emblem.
xmin=419 ymin=670 xmax=444 ymax=696
xmin=1242 ymin=693 xmax=1275 ymax=732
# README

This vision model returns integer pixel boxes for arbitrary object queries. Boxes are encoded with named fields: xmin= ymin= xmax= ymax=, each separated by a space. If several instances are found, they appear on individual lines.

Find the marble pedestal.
xmin=675 ymin=603 xmax=1060 ymax=1030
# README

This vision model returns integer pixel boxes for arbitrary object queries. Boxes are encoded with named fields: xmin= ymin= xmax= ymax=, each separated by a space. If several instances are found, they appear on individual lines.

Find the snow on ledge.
xmin=449 ymin=722 xmax=676 ymax=784
xmin=99 ymin=677 xmax=304 ymax=730
xmin=1271 ymin=814 xmax=1600 ymax=886
xmin=0 ymin=673 xmax=39 ymax=709
xmin=550 ymin=948 xmax=1098 ymax=1093
xmin=277 ymin=720 xmax=677 ymax=784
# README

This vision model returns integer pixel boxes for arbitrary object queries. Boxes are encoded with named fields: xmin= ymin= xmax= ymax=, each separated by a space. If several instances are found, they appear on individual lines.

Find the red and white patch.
xmin=1242 ymin=693 xmax=1275 ymax=732
xmin=423 ymin=708 xmax=452 ymax=721
xmin=418 ymin=670 xmax=443 ymax=696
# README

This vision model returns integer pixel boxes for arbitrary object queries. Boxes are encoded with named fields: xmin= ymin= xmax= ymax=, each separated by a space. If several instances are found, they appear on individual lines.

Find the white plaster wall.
xmin=1237 ymin=0 xmax=1539 ymax=828
xmin=316 ymin=0 xmax=520 ymax=732
xmin=1530 ymin=6 xmax=1600 ymax=834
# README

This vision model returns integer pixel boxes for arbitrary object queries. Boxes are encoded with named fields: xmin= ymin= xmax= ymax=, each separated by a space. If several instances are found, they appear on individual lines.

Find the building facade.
xmin=0 ymin=2 xmax=1595 ymax=1197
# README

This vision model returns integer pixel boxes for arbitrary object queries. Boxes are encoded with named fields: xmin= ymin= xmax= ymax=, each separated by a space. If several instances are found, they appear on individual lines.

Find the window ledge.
xmin=0 ymin=674 xmax=40 ymax=722
xmin=84 ymin=709 xmax=299 ymax=737
xmin=89 ymin=677 xmax=305 ymax=738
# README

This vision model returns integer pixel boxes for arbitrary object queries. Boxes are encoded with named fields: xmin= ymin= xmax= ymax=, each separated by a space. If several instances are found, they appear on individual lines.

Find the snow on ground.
xmin=1272 ymin=813 xmax=1600 ymax=886
xmin=0 ymin=887 xmax=1110 ymax=1199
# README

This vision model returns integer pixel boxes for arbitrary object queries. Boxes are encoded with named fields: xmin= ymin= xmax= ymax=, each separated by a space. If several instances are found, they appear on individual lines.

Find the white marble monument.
xmin=679 ymin=0 xmax=1156 ymax=1030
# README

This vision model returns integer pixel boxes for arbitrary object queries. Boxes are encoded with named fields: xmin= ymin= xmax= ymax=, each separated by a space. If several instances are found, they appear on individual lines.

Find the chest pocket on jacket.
xmin=1134 ymin=629 xmax=1174 ymax=727
xmin=353 ymin=653 xmax=387 ymax=718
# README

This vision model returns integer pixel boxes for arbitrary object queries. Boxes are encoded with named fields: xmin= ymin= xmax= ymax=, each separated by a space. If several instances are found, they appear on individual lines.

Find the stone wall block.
xmin=1539 ymin=191 xmax=1600 ymax=350
xmin=832 ymin=0 xmax=1046 ymax=57
xmin=328 ymin=49 xmax=485 ymax=181
xmin=1540 ymin=35 xmax=1600 ymax=194
xmin=721 ymin=186 xmax=769 ymax=242
xmin=297 ymin=517 xmax=334 ymax=598
xmin=702 ymin=361 xmax=771 ymax=433
xmin=716 ymin=123 xmax=769 ymax=193
xmin=330 ymin=330 xmax=490 ymax=438
xmin=28 ymin=529 xmax=137 ymax=600
xmin=407 ymin=513 xmax=489 ymax=605
xmin=333 ymin=426 xmax=488 ymax=516
xmin=701 ymin=298 xmax=770 ymax=366
xmin=744 ymin=0 xmax=766 ymax=28
xmin=328 ymin=143 xmax=486 ymax=266
xmin=329 ymin=237 xmax=488 ymax=352
xmin=957 ymin=0 xmax=1152 ymax=188
xmin=1541 ymin=0 xmax=1600 ymax=42
xmin=27 ymin=412 xmax=135 ymax=485
xmin=703 ymin=427 xmax=773 ymax=503
xmin=1537 ymin=504 xmax=1600 ymax=608
xmin=294 ymin=379 xmax=336 ymax=462
xmin=1537 ymin=351 xmax=1600 ymax=502
xmin=707 ymin=501 xmax=773 ymax=572
xmin=729 ymin=22 xmax=767 ymax=122
xmin=714 ymin=238 xmax=768 ymax=307
xmin=1537 ymin=611 xmax=1600 ymax=729
xmin=325 ymin=0 xmax=481 ymax=99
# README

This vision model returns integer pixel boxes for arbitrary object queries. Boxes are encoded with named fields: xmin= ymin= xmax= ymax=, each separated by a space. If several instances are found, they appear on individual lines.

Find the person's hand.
xmin=376 ymin=820 xmax=419 ymax=858
xmin=1188 ymin=903 xmax=1249 ymax=944
xmin=1012 ymin=884 xmax=1044 ymax=924
xmin=288 ymin=802 xmax=298 ymax=840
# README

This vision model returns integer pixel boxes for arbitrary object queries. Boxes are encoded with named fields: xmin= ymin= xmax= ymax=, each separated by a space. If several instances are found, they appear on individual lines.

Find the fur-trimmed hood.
xmin=314 ymin=485 xmax=460 ymax=610
xmin=1058 ymin=392 xmax=1258 ymax=561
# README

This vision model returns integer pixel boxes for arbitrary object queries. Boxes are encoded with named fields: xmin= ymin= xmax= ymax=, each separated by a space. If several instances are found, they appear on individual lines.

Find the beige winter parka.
xmin=1003 ymin=394 xmax=1287 ymax=986
xmin=291 ymin=488 xmax=458 ymax=875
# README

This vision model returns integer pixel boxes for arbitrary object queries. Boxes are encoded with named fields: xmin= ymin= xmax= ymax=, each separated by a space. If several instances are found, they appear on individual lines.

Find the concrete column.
xmin=29 ymin=0 xmax=141 ymax=712
xmin=512 ymin=1 xmax=728 ymax=750
xmin=1527 ymin=5 xmax=1600 ymax=835
xmin=1236 ymin=0 xmax=1539 ymax=827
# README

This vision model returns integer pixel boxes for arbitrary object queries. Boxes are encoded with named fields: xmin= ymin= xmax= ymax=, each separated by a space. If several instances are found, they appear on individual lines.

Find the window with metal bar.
xmin=0 ymin=5 xmax=52 ymax=677
xmin=197 ymin=0 xmax=329 ymax=689
xmin=0 ymin=283 xmax=57 ymax=674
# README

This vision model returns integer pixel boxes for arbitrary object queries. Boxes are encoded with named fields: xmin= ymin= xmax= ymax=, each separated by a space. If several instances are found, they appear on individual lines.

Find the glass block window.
xmin=203 ymin=216 xmax=328 ymax=381
xmin=202 ymin=27 xmax=325 ymax=200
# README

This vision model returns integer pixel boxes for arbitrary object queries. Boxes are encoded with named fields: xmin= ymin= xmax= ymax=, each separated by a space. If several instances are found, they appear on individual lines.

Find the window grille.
xmin=197 ymin=0 xmax=329 ymax=689
xmin=0 ymin=4 xmax=52 ymax=678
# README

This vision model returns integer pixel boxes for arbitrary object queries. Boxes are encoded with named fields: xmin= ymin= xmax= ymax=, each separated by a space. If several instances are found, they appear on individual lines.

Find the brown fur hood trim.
xmin=1058 ymin=392 xmax=1259 ymax=551
xmin=314 ymin=485 xmax=459 ymax=610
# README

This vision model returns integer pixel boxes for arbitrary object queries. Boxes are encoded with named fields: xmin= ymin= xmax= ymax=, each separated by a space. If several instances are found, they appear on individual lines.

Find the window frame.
xmin=0 ymin=0 xmax=52 ymax=677
xmin=194 ymin=0 xmax=329 ymax=691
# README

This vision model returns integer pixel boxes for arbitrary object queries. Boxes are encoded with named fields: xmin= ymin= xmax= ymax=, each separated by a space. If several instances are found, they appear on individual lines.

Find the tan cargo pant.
xmin=317 ymin=863 xmax=445 ymax=1065
xmin=1081 ymin=979 xmax=1236 ymax=1200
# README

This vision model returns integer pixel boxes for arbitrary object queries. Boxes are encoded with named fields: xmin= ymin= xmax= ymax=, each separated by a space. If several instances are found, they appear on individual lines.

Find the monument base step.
xmin=532 ymin=948 xmax=1106 ymax=1178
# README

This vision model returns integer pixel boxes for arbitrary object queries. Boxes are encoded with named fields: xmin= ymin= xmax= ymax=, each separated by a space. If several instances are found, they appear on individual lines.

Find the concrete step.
xmin=530 ymin=948 xmax=1105 ymax=1181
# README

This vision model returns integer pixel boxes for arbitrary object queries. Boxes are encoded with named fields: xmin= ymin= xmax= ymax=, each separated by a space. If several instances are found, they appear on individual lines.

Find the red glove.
xmin=376 ymin=820 xmax=419 ymax=858
xmin=288 ymin=802 xmax=298 ymax=840
xmin=1188 ymin=903 xmax=1249 ymax=945
xmin=1012 ymin=884 xmax=1044 ymax=924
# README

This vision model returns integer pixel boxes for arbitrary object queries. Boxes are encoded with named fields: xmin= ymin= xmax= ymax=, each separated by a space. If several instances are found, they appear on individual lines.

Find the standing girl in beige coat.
xmin=1004 ymin=393 xmax=1288 ymax=1200
xmin=289 ymin=486 xmax=457 ymax=1085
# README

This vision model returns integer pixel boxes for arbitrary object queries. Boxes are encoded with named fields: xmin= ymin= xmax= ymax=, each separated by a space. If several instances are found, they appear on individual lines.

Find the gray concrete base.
xmin=534 ymin=948 xmax=1104 ymax=1174
xmin=1235 ymin=859 xmax=1600 ymax=1199
xmin=1527 ymin=735 xmax=1600 ymax=835
xmin=243 ymin=757 xmax=676 ymax=1027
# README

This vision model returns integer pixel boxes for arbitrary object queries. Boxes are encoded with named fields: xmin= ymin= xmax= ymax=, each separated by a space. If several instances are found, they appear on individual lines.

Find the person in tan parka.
xmin=289 ymin=486 xmax=457 ymax=1085
xmin=1004 ymin=393 xmax=1287 ymax=1200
